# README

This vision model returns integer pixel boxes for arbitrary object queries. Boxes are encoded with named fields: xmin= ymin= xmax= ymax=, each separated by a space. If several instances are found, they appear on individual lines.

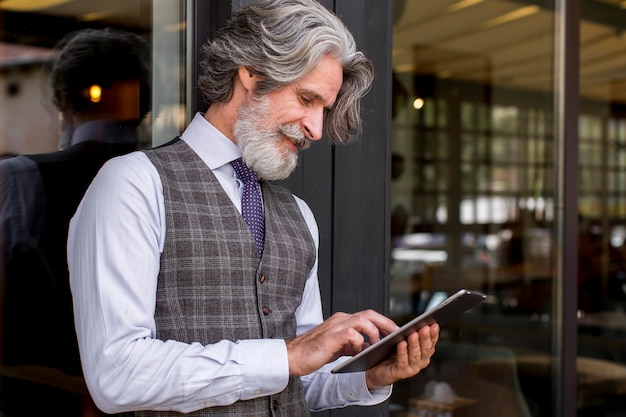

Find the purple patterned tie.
xmin=231 ymin=158 xmax=264 ymax=257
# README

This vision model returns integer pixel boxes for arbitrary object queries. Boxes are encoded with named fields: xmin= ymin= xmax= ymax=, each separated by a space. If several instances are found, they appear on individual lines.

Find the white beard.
xmin=234 ymin=96 xmax=310 ymax=181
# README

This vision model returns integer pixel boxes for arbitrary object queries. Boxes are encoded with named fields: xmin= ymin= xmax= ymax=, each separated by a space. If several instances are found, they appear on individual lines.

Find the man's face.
xmin=234 ymin=54 xmax=343 ymax=180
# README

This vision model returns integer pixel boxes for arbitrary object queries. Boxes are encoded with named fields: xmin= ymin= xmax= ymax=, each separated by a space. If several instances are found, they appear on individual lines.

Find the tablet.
xmin=330 ymin=289 xmax=486 ymax=373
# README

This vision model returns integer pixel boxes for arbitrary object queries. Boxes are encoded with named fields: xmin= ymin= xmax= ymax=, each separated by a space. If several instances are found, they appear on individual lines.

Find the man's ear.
xmin=237 ymin=66 xmax=256 ymax=92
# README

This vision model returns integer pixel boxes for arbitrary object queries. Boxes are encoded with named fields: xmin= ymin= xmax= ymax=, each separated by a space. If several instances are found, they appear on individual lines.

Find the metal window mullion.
xmin=553 ymin=0 xmax=580 ymax=416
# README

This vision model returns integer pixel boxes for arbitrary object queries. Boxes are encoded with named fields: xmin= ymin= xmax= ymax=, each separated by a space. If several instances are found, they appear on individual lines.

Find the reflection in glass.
xmin=0 ymin=1 xmax=186 ymax=416
xmin=392 ymin=1 xmax=626 ymax=416
xmin=391 ymin=1 xmax=556 ymax=416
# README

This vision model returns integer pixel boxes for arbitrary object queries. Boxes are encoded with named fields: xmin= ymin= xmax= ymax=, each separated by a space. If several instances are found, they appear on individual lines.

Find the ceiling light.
xmin=88 ymin=85 xmax=102 ymax=103
xmin=79 ymin=11 xmax=115 ymax=22
xmin=413 ymin=98 xmax=425 ymax=110
xmin=482 ymin=5 xmax=541 ymax=29
xmin=446 ymin=0 xmax=486 ymax=14
xmin=0 ymin=0 xmax=71 ymax=12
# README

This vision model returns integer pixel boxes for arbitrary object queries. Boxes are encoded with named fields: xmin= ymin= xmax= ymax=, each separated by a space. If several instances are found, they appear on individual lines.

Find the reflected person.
xmin=0 ymin=27 xmax=150 ymax=412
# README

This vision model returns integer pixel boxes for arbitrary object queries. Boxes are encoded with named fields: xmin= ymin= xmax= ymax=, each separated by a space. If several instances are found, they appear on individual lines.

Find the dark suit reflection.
xmin=0 ymin=28 xmax=150 ymax=417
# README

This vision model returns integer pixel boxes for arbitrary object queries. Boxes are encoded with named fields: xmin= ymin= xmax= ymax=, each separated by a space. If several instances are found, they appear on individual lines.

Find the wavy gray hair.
xmin=198 ymin=0 xmax=374 ymax=144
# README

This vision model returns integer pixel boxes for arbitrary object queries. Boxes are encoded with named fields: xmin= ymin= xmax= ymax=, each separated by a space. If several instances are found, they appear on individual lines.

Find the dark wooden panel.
xmin=278 ymin=0 xmax=336 ymax=318
xmin=192 ymin=0 xmax=217 ymax=115
xmin=332 ymin=0 xmax=391 ymax=316
xmin=325 ymin=1 xmax=392 ymax=417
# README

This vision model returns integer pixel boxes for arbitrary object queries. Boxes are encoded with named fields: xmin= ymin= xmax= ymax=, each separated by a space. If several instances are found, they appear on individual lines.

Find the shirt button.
xmin=263 ymin=306 xmax=271 ymax=315
xmin=259 ymin=274 xmax=266 ymax=283
xmin=255 ymin=390 xmax=262 ymax=395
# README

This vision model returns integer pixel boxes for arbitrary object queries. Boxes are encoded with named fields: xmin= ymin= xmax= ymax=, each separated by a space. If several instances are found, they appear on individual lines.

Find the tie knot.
xmin=231 ymin=158 xmax=259 ymax=184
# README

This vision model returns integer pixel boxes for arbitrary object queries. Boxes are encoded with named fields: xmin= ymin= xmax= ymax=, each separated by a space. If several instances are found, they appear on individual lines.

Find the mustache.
xmin=278 ymin=124 xmax=311 ymax=150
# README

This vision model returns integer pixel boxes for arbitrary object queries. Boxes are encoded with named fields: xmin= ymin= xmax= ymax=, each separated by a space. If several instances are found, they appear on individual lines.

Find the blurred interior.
xmin=389 ymin=1 xmax=626 ymax=416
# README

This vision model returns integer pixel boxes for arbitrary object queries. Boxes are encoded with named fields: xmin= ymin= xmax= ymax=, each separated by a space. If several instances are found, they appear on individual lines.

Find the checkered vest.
xmin=139 ymin=139 xmax=315 ymax=417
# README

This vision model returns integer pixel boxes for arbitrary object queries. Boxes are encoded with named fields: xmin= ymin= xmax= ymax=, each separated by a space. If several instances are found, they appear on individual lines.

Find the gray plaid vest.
xmin=138 ymin=139 xmax=315 ymax=417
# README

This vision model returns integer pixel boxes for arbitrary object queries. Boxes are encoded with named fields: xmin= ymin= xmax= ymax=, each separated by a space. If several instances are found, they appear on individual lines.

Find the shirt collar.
xmin=180 ymin=112 xmax=241 ymax=170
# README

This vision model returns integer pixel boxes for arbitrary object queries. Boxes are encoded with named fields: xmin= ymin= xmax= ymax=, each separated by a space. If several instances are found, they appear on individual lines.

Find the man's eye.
xmin=300 ymin=96 xmax=312 ymax=105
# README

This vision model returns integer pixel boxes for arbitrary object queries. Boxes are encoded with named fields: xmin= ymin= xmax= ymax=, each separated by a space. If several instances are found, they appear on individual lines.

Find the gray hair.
xmin=198 ymin=0 xmax=374 ymax=144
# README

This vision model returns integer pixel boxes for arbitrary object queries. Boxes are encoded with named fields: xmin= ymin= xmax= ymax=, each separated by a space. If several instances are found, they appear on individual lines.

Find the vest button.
xmin=259 ymin=274 xmax=266 ymax=283
xmin=263 ymin=306 xmax=271 ymax=315
xmin=272 ymin=400 xmax=280 ymax=410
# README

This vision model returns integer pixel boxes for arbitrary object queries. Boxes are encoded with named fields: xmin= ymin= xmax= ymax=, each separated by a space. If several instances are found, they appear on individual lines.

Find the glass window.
xmin=392 ymin=1 xmax=626 ymax=416
xmin=0 ymin=1 xmax=188 ymax=415
xmin=391 ymin=1 xmax=556 ymax=416
xmin=577 ymin=0 xmax=626 ymax=413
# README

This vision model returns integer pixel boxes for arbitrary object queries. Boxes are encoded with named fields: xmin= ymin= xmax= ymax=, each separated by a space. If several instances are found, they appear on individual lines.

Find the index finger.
xmin=355 ymin=309 xmax=400 ymax=344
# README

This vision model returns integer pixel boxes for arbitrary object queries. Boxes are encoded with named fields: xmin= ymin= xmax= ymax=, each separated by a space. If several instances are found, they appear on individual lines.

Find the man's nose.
xmin=302 ymin=107 xmax=324 ymax=141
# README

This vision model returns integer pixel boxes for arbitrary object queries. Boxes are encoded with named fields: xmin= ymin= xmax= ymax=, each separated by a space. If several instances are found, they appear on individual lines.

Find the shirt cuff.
xmin=340 ymin=371 xmax=393 ymax=405
xmin=239 ymin=339 xmax=290 ymax=400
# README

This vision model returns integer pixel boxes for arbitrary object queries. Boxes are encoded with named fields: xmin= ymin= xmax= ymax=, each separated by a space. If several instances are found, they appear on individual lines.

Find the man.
xmin=0 ymin=28 xmax=150 ymax=415
xmin=68 ymin=1 xmax=439 ymax=416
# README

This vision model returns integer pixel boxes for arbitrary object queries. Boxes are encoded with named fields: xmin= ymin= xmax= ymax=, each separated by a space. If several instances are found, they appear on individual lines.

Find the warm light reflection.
xmin=413 ymin=98 xmax=425 ymax=110
xmin=79 ymin=11 xmax=117 ymax=22
xmin=482 ymin=5 xmax=541 ymax=29
xmin=0 ymin=0 xmax=70 ymax=12
xmin=446 ymin=0 xmax=486 ymax=14
xmin=89 ymin=85 xmax=102 ymax=103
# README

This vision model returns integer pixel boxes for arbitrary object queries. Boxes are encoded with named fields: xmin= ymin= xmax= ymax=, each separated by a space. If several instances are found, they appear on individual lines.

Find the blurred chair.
xmin=417 ymin=342 xmax=534 ymax=417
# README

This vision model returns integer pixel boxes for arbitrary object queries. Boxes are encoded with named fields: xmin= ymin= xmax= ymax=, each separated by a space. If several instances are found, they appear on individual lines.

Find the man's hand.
xmin=285 ymin=310 xmax=399 ymax=377
xmin=365 ymin=323 xmax=439 ymax=389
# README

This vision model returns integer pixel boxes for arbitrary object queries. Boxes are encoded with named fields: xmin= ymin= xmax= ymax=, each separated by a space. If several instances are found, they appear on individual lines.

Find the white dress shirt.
xmin=68 ymin=113 xmax=391 ymax=414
